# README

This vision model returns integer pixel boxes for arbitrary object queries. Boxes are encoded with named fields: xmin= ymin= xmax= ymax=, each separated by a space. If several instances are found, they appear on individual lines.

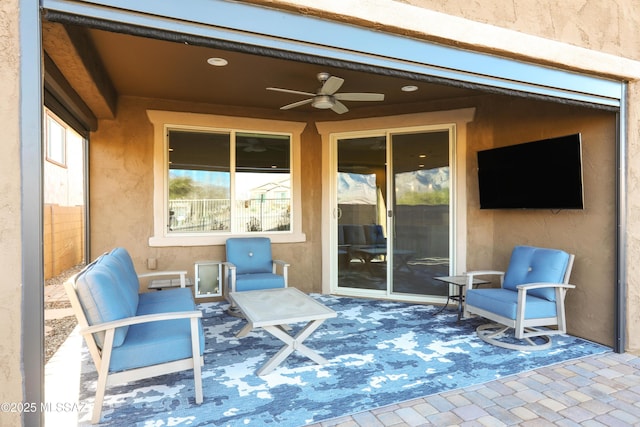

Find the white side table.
xmin=194 ymin=260 xmax=223 ymax=298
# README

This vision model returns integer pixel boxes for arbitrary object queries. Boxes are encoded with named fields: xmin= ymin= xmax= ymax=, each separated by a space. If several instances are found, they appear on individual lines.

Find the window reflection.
xmin=236 ymin=133 xmax=291 ymax=232
xmin=167 ymin=130 xmax=291 ymax=233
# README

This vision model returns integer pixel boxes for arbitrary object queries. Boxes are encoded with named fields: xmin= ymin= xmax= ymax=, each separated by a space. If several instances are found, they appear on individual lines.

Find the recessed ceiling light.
xmin=401 ymin=85 xmax=418 ymax=92
xmin=207 ymin=57 xmax=228 ymax=67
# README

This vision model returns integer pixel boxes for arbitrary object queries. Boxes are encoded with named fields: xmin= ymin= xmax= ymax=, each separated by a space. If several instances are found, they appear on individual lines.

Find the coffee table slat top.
xmin=230 ymin=287 xmax=336 ymax=327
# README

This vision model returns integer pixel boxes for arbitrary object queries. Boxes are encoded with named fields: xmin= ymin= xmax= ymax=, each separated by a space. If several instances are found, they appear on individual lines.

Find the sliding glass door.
xmin=335 ymin=127 xmax=453 ymax=301
xmin=390 ymin=130 xmax=451 ymax=297
xmin=337 ymin=135 xmax=388 ymax=292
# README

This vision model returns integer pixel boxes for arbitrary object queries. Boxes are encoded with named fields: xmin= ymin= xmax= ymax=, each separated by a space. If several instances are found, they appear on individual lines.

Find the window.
xmin=148 ymin=111 xmax=306 ymax=246
xmin=46 ymin=112 xmax=66 ymax=166
xmin=168 ymin=130 xmax=291 ymax=233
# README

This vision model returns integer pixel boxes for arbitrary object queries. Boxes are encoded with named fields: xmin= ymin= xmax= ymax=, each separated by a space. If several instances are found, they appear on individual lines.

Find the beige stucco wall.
xmin=0 ymin=0 xmax=25 ymax=425
xmin=402 ymin=0 xmax=640 ymax=60
xmin=90 ymin=97 xmax=323 ymax=294
xmin=466 ymin=97 xmax=617 ymax=346
xmin=258 ymin=0 xmax=640 ymax=350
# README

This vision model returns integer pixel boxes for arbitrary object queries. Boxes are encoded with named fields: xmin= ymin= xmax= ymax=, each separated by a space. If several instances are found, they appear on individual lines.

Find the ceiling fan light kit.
xmin=266 ymin=72 xmax=385 ymax=114
xmin=312 ymin=95 xmax=334 ymax=109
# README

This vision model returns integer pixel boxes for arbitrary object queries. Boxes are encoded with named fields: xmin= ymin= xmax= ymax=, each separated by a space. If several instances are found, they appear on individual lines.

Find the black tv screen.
xmin=477 ymin=134 xmax=584 ymax=209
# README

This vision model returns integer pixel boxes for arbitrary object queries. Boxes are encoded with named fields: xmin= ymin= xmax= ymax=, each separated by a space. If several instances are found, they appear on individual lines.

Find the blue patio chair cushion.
xmin=109 ymin=290 xmax=205 ymax=372
xmin=226 ymin=237 xmax=274 ymax=274
xmin=502 ymin=246 xmax=570 ymax=302
xmin=342 ymin=225 xmax=366 ymax=246
xmin=465 ymin=288 xmax=558 ymax=320
xmin=363 ymin=224 xmax=386 ymax=247
xmin=236 ymin=273 xmax=285 ymax=291
xmin=108 ymin=247 xmax=142 ymax=296
xmin=75 ymin=262 xmax=137 ymax=348
xmin=97 ymin=251 xmax=140 ymax=316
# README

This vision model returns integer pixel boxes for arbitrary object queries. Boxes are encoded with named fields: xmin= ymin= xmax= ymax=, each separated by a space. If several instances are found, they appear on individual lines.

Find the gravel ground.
xmin=45 ymin=266 xmax=83 ymax=364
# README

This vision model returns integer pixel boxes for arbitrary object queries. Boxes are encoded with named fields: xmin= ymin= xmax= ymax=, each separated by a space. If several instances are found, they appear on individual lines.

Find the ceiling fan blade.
xmin=281 ymin=98 xmax=314 ymax=110
xmin=320 ymin=76 xmax=344 ymax=95
xmin=331 ymin=100 xmax=349 ymax=114
xmin=335 ymin=93 xmax=385 ymax=102
xmin=267 ymin=87 xmax=316 ymax=97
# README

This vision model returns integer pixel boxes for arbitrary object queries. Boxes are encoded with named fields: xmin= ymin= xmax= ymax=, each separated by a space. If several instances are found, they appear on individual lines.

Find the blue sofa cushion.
xmin=363 ymin=224 xmax=386 ymax=247
xmin=226 ymin=237 xmax=274 ymax=274
xmin=342 ymin=225 xmax=366 ymax=246
xmin=138 ymin=287 xmax=195 ymax=308
xmin=107 ymin=286 xmax=205 ymax=372
xmin=109 ymin=247 xmax=142 ymax=296
xmin=466 ymin=288 xmax=558 ymax=320
xmin=236 ymin=273 xmax=285 ymax=291
xmin=96 ymin=252 xmax=140 ymax=316
xmin=109 ymin=317 xmax=205 ymax=373
xmin=503 ymin=246 xmax=570 ymax=301
xmin=75 ymin=262 xmax=135 ymax=348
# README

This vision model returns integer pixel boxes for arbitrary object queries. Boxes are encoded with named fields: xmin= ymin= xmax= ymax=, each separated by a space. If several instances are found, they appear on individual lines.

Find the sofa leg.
xmin=91 ymin=370 xmax=108 ymax=423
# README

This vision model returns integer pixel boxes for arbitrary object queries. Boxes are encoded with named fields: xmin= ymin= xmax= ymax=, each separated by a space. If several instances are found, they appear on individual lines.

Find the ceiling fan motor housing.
xmin=312 ymin=95 xmax=334 ymax=109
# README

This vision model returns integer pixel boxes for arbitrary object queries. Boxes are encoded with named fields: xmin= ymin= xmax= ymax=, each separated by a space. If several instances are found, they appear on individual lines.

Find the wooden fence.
xmin=44 ymin=204 xmax=85 ymax=280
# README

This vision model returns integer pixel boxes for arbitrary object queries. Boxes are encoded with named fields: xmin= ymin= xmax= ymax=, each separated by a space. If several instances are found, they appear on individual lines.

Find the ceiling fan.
xmin=266 ymin=72 xmax=385 ymax=114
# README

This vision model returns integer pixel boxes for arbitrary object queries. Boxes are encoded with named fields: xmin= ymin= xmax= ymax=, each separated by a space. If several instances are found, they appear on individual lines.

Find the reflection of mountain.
xmin=395 ymin=168 xmax=449 ymax=195
xmin=338 ymin=168 xmax=449 ymax=205
xmin=338 ymin=173 xmax=377 ymax=204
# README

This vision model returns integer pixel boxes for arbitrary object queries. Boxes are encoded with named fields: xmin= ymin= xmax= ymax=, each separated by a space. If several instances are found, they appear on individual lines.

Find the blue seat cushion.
xmin=503 ymin=246 xmax=570 ymax=301
xmin=466 ymin=288 xmax=557 ymax=320
xmin=138 ymin=287 xmax=194 ymax=307
xmin=109 ymin=317 xmax=205 ymax=373
xmin=236 ymin=273 xmax=285 ymax=291
xmin=109 ymin=289 xmax=204 ymax=372
xmin=226 ymin=237 xmax=274 ymax=274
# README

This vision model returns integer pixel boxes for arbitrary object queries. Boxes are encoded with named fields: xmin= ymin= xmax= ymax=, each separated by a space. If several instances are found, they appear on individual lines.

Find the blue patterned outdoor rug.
xmin=78 ymin=295 xmax=608 ymax=426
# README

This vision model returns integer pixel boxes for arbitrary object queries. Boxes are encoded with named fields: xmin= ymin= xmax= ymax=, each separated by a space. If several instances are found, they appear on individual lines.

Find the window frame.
xmin=147 ymin=110 xmax=307 ymax=246
xmin=45 ymin=111 xmax=67 ymax=167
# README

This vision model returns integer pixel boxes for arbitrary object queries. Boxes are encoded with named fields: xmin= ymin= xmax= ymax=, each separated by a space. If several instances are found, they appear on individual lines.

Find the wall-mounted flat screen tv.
xmin=477 ymin=133 xmax=584 ymax=209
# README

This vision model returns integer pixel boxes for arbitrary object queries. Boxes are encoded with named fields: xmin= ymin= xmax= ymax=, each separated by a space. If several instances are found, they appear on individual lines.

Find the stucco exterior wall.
xmin=466 ymin=97 xmax=617 ymax=347
xmin=0 ymin=0 xmax=24 ymax=425
xmin=401 ymin=0 xmax=640 ymax=60
xmin=626 ymin=80 xmax=640 ymax=350
xmin=90 ymin=97 xmax=322 ymax=294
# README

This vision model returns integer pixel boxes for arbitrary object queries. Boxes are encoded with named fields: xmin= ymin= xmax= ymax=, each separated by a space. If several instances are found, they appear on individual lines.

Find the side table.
xmin=194 ymin=260 xmax=223 ymax=298
xmin=433 ymin=275 xmax=490 ymax=321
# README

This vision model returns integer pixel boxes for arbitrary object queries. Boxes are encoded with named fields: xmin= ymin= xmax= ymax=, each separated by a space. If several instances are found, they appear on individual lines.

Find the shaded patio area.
xmin=43 ymin=284 xmax=640 ymax=426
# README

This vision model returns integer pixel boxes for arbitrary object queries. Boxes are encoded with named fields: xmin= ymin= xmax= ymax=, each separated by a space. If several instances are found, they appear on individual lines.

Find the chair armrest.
xmin=82 ymin=310 xmax=202 ymax=334
xmin=273 ymin=260 xmax=290 ymax=268
xmin=138 ymin=270 xmax=189 ymax=287
xmin=221 ymin=262 xmax=236 ymax=271
xmin=466 ymin=270 xmax=505 ymax=277
xmin=465 ymin=270 xmax=504 ymax=289
xmin=516 ymin=282 xmax=576 ymax=290
xmin=273 ymin=260 xmax=289 ymax=287
xmin=138 ymin=270 xmax=188 ymax=278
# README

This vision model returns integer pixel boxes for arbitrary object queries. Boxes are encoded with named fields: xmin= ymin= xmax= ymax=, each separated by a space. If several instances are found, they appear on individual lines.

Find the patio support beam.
xmin=42 ymin=21 xmax=117 ymax=119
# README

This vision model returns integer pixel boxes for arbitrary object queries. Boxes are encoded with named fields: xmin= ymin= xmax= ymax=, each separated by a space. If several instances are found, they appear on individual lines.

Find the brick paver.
xmin=310 ymin=352 xmax=640 ymax=427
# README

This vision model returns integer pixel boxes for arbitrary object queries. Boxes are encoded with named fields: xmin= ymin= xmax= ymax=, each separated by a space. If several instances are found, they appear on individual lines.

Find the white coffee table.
xmin=229 ymin=287 xmax=337 ymax=375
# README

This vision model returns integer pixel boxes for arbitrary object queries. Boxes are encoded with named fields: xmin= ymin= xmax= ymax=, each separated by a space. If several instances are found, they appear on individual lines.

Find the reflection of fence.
xmin=169 ymin=198 xmax=290 ymax=232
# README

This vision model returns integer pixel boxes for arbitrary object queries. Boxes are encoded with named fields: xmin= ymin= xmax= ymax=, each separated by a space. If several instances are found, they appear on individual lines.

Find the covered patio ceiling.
xmin=41 ymin=20 xmax=484 ymax=127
